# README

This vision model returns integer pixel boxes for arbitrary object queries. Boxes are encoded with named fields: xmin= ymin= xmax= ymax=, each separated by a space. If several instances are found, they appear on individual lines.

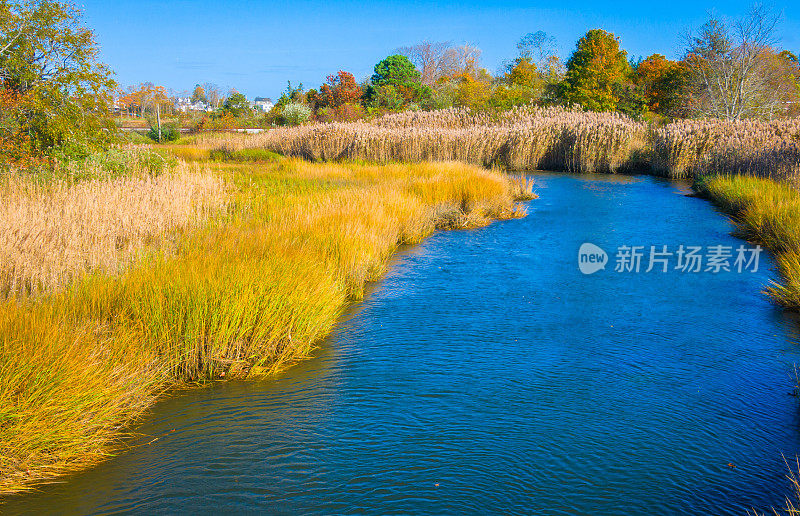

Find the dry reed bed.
xmin=0 ymin=164 xmax=228 ymax=298
xmin=216 ymin=106 xmax=800 ymax=181
xmin=652 ymin=118 xmax=800 ymax=182
xmin=0 ymin=159 xmax=534 ymax=495
xmin=223 ymin=107 xmax=648 ymax=173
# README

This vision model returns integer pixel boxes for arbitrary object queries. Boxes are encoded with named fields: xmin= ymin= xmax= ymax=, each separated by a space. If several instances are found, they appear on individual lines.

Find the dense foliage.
xmin=558 ymin=29 xmax=636 ymax=113
xmin=222 ymin=92 xmax=252 ymax=117
xmin=0 ymin=0 xmax=117 ymax=163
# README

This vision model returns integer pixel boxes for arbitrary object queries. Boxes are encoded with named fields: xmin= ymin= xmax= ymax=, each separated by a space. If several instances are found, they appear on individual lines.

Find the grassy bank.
xmin=0 ymin=156 xmax=534 ymax=495
xmin=693 ymin=174 xmax=800 ymax=309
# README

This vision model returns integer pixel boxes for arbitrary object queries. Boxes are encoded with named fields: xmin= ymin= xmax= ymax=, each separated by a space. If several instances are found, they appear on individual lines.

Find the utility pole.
xmin=156 ymin=103 xmax=162 ymax=142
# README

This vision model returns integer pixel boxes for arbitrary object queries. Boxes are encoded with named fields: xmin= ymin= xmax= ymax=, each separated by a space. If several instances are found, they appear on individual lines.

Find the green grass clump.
xmin=694 ymin=174 xmax=800 ymax=308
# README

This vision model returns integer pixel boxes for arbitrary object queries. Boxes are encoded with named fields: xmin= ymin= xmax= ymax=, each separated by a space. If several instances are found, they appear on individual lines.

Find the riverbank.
xmin=6 ymin=171 xmax=799 ymax=515
xmin=195 ymin=107 xmax=800 ymax=306
xmin=694 ymin=174 xmax=800 ymax=515
xmin=0 ymin=156 xmax=534 ymax=495
xmin=693 ymin=174 xmax=800 ymax=310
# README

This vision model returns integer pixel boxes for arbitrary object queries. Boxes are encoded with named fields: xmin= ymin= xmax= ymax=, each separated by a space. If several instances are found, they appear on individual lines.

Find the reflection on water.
xmin=6 ymin=173 xmax=800 ymax=515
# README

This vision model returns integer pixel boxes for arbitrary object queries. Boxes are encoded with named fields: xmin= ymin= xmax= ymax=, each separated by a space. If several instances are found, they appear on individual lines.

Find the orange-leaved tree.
xmin=634 ymin=54 xmax=687 ymax=116
xmin=118 ymin=83 xmax=171 ymax=117
xmin=319 ymin=71 xmax=362 ymax=108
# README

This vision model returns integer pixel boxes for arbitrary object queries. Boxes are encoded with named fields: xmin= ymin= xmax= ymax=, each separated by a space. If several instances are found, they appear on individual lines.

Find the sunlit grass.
xmin=0 ymin=157 xmax=534 ymax=495
xmin=694 ymin=174 xmax=800 ymax=308
xmin=0 ymin=163 xmax=228 ymax=298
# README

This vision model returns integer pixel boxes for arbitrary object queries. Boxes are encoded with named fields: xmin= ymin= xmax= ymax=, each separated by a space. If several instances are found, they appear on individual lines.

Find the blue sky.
xmin=80 ymin=0 xmax=800 ymax=100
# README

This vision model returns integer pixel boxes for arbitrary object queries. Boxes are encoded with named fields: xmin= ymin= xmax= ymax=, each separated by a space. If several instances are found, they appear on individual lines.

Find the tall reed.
xmin=0 ymin=163 xmax=228 ymax=298
xmin=211 ymin=107 xmax=800 ymax=182
xmin=651 ymin=118 xmax=800 ymax=182
xmin=225 ymin=106 xmax=649 ymax=174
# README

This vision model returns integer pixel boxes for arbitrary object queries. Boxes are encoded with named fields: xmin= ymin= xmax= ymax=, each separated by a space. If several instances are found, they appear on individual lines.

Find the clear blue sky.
xmin=79 ymin=0 xmax=800 ymax=100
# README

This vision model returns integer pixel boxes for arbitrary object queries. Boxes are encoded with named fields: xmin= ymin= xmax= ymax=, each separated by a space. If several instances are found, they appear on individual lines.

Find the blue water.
xmin=7 ymin=173 xmax=800 ymax=515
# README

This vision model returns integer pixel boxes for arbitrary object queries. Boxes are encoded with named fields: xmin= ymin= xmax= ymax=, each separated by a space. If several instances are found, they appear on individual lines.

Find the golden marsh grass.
xmin=0 ymin=157 xmax=534 ymax=495
xmin=695 ymin=174 xmax=800 ymax=308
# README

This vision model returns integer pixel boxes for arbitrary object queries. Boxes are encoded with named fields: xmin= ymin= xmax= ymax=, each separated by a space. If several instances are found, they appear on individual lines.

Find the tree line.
xmin=270 ymin=6 xmax=798 ymax=125
xmin=1 ymin=0 xmax=799 ymax=165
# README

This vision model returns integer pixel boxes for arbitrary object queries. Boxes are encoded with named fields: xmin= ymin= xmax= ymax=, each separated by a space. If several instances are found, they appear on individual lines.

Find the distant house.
xmin=174 ymin=97 xmax=212 ymax=113
xmin=254 ymin=97 xmax=274 ymax=112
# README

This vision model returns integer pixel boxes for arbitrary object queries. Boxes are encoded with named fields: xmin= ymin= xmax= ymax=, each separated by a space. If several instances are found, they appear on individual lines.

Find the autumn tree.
xmin=505 ymin=57 xmax=540 ymax=88
xmin=0 ymin=88 xmax=31 ymax=163
xmin=118 ymin=82 xmax=170 ymax=117
xmin=682 ymin=6 xmax=797 ymax=119
xmin=493 ymin=57 xmax=544 ymax=108
xmin=452 ymin=69 xmax=493 ymax=110
xmin=191 ymin=84 xmax=207 ymax=104
xmin=0 ymin=0 xmax=117 ymax=159
xmin=496 ymin=32 xmax=565 ymax=107
xmin=634 ymin=54 xmax=687 ymax=116
xmin=319 ymin=70 xmax=362 ymax=108
xmin=769 ymin=50 xmax=800 ymax=116
xmin=558 ymin=29 xmax=634 ymax=112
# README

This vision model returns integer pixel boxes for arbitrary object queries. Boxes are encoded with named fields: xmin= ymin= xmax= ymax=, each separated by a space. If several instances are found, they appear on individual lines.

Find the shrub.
xmin=147 ymin=125 xmax=180 ymax=143
xmin=317 ymin=103 xmax=364 ymax=123
xmin=282 ymin=102 xmax=312 ymax=126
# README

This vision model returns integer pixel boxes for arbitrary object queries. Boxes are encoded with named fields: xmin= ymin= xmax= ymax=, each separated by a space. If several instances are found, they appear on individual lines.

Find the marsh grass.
xmin=202 ymin=107 xmax=800 ymax=182
xmin=0 ymin=158 xmax=534 ymax=495
xmin=0 ymin=163 xmax=228 ymax=298
xmin=208 ymin=148 xmax=281 ymax=163
xmin=694 ymin=174 xmax=800 ymax=308
xmin=220 ymin=106 xmax=649 ymax=174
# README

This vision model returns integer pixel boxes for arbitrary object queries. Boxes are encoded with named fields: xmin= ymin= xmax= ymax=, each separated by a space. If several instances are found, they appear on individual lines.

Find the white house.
xmin=254 ymin=97 xmax=274 ymax=112
xmin=174 ymin=97 xmax=212 ymax=113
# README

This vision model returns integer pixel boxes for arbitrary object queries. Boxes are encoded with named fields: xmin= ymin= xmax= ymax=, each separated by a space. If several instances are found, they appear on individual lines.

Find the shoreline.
xmin=0 ymin=158 xmax=534 ymax=497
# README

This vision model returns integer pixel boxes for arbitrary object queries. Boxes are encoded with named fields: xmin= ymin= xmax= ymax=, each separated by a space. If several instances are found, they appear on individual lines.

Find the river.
xmin=6 ymin=173 xmax=800 ymax=514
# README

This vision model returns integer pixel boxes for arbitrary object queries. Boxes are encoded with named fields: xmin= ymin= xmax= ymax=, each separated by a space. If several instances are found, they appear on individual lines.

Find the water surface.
xmin=7 ymin=173 xmax=800 ymax=515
